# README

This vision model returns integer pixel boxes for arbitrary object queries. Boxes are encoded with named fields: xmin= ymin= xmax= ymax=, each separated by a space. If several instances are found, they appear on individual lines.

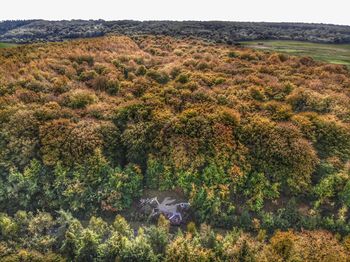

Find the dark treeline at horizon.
xmin=1 ymin=19 xmax=350 ymax=44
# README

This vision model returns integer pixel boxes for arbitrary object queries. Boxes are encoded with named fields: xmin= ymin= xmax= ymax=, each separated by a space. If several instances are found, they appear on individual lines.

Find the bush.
xmin=136 ymin=65 xmax=147 ymax=76
xmin=264 ymin=101 xmax=293 ymax=121
xmin=146 ymin=70 xmax=170 ymax=84
xmin=312 ymin=116 xmax=350 ymax=160
xmin=63 ymin=89 xmax=97 ymax=109
xmin=228 ymin=51 xmax=237 ymax=58
xmin=70 ymin=55 xmax=94 ymax=66
xmin=287 ymin=88 xmax=332 ymax=113
xmin=78 ymin=70 xmax=98 ymax=82
xmin=165 ymin=233 xmax=213 ymax=261
xmin=39 ymin=120 xmax=102 ymax=166
xmin=242 ymin=117 xmax=318 ymax=192
xmin=270 ymin=231 xmax=296 ymax=261
xmin=119 ymin=229 xmax=158 ymax=262
xmin=176 ymin=73 xmax=190 ymax=84
xmin=91 ymin=76 xmax=120 ymax=95
xmin=0 ymin=213 xmax=18 ymax=240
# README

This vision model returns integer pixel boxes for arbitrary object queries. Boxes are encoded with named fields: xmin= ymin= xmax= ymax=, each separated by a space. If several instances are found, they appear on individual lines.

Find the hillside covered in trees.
xmin=1 ymin=35 xmax=350 ymax=260
xmin=1 ymin=20 xmax=350 ymax=44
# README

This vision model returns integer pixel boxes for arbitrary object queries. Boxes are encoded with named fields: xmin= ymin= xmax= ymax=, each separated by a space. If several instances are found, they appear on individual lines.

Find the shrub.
xmin=136 ymin=65 xmax=147 ymax=76
xmin=176 ymin=73 xmax=190 ymax=84
xmin=78 ymin=70 xmax=98 ymax=82
xmin=228 ymin=51 xmax=238 ymax=58
xmin=91 ymin=76 xmax=120 ymax=95
xmin=119 ymin=229 xmax=158 ymax=262
xmin=240 ymin=52 xmax=258 ymax=61
xmin=63 ymin=89 xmax=97 ymax=109
xmin=0 ymin=213 xmax=18 ymax=240
xmin=146 ymin=70 xmax=170 ymax=84
xmin=70 ymin=55 xmax=94 ymax=66
xmin=311 ymin=116 xmax=350 ymax=160
xmin=270 ymin=231 xmax=296 ymax=261
xmin=287 ymin=88 xmax=332 ymax=113
xmin=196 ymin=62 xmax=209 ymax=71
xmin=264 ymin=101 xmax=293 ymax=121
xmin=242 ymin=117 xmax=318 ymax=192
xmin=165 ymin=234 xmax=213 ymax=261
xmin=39 ymin=119 xmax=102 ymax=166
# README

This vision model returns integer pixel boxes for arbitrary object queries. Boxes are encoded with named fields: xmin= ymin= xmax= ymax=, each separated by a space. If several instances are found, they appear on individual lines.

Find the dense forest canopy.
xmin=0 ymin=35 xmax=350 ymax=260
xmin=1 ymin=20 xmax=350 ymax=44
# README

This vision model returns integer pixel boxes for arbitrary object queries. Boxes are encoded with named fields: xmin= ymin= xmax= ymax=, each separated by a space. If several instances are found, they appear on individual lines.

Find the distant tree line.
xmin=0 ymin=20 xmax=350 ymax=44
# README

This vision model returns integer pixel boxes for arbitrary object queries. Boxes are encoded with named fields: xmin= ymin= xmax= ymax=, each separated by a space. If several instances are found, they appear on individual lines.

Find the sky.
xmin=1 ymin=0 xmax=349 ymax=26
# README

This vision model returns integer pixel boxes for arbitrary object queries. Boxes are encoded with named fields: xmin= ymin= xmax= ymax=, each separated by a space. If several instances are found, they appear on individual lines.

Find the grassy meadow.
xmin=0 ymin=42 xmax=17 ymax=48
xmin=241 ymin=40 xmax=350 ymax=68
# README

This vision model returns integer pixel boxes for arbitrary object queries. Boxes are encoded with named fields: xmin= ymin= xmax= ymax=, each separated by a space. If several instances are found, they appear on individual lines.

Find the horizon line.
xmin=1 ymin=19 xmax=349 ymax=27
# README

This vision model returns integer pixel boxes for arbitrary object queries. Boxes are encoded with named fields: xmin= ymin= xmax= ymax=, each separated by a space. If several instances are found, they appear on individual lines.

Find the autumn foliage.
xmin=0 ymin=35 xmax=350 ymax=260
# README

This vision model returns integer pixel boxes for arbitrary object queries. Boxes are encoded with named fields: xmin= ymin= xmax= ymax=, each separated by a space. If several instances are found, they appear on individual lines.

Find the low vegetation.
xmin=1 ymin=212 xmax=350 ymax=261
xmin=0 ymin=35 xmax=350 ymax=260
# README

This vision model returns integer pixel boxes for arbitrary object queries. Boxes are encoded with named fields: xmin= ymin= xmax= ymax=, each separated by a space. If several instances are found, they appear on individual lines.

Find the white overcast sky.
xmin=1 ymin=0 xmax=349 ymax=26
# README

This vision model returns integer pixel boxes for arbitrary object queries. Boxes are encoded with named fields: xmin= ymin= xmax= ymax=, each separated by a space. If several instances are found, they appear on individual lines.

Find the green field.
xmin=0 ymin=42 xmax=17 ymax=48
xmin=241 ymin=40 xmax=350 ymax=68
